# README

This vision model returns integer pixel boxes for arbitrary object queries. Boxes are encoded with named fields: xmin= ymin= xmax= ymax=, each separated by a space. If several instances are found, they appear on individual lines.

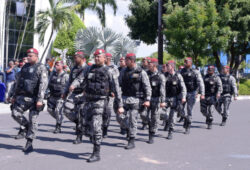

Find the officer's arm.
xmin=230 ymin=76 xmax=238 ymax=97
xmin=141 ymin=70 xmax=152 ymax=101
xmin=37 ymin=65 xmax=49 ymax=103
xmin=159 ymin=74 xmax=166 ymax=103
xmin=12 ymin=71 xmax=21 ymax=99
xmin=109 ymin=70 xmax=123 ymax=107
xmin=196 ymin=70 xmax=205 ymax=95
xmin=178 ymin=74 xmax=187 ymax=99
xmin=61 ymin=74 xmax=69 ymax=94
xmin=216 ymin=76 xmax=223 ymax=95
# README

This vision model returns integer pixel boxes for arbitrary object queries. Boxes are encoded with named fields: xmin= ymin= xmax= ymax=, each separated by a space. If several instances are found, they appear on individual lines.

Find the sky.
xmin=84 ymin=0 xmax=157 ymax=58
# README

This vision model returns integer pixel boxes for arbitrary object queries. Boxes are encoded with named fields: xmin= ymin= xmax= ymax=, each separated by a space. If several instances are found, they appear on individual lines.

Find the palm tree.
xmin=60 ymin=0 xmax=98 ymax=21
xmin=36 ymin=0 xmax=73 ymax=62
xmin=75 ymin=26 xmax=137 ymax=63
xmin=94 ymin=0 xmax=117 ymax=28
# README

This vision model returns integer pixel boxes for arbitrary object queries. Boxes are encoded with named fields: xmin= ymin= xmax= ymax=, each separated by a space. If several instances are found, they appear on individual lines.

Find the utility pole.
xmin=158 ymin=0 xmax=163 ymax=65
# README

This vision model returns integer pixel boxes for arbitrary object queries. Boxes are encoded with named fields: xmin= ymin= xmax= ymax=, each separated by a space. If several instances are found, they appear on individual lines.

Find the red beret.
xmin=126 ymin=53 xmax=136 ymax=59
xmin=74 ymin=51 xmax=85 ymax=58
xmin=168 ymin=60 xmax=176 ymax=64
xmin=106 ymin=53 xmax=112 ymax=57
xmin=94 ymin=49 xmax=106 ymax=56
xmin=120 ymin=57 xmax=125 ymax=61
xmin=223 ymin=65 xmax=230 ymax=69
xmin=149 ymin=58 xmax=158 ymax=63
xmin=88 ymin=62 xmax=93 ymax=66
xmin=184 ymin=57 xmax=192 ymax=61
xmin=27 ymin=48 xmax=38 ymax=55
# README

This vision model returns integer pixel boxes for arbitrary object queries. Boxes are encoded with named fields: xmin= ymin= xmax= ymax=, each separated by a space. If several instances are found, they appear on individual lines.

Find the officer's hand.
xmin=69 ymin=85 xmax=75 ymax=92
xmin=111 ymin=92 xmax=115 ymax=97
xmin=143 ymin=101 xmax=150 ymax=108
xmin=182 ymin=98 xmax=186 ymax=104
xmin=160 ymin=102 xmax=166 ymax=108
xmin=234 ymin=96 xmax=238 ymax=100
xmin=200 ymin=95 xmax=205 ymax=100
xmin=216 ymin=94 xmax=221 ymax=99
xmin=117 ymin=107 xmax=124 ymax=114
xmin=36 ymin=101 xmax=43 ymax=109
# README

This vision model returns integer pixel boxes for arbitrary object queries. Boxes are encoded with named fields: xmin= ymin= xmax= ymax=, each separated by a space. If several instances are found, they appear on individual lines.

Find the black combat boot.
xmin=73 ymin=134 xmax=82 ymax=144
xmin=125 ymin=137 xmax=135 ymax=149
xmin=102 ymin=127 xmax=108 ymax=138
xmin=207 ymin=118 xmax=213 ymax=129
xmin=53 ymin=123 xmax=61 ymax=134
xmin=178 ymin=117 xmax=184 ymax=123
xmin=15 ymin=128 xmax=26 ymax=140
xmin=220 ymin=117 xmax=227 ymax=126
xmin=87 ymin=144 xmax=101 ymax=163
xmin=23 ymin=139 xmax=33 ymax=153
xmin=126 ymin=129 xmax=130 ymax=140
xmin=184 ymin=119 xmax=191 ymax=135
xmin=167 ymin=129 xmax=173 ymax=140
xmin=147 ymin=132 xmax=155 ymax=144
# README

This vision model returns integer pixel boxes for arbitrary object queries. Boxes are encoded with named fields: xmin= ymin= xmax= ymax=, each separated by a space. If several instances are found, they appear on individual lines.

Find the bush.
xmin=239 ymin=79 xmax=250 ymax=95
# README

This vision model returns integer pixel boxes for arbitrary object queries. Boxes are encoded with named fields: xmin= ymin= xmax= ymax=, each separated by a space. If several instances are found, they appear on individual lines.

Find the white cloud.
xmin=84 ymin=0 xmax=157 ymax=58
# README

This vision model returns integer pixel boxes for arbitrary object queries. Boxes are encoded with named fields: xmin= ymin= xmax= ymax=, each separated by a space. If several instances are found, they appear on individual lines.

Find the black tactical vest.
xmin=165 ymin=73 xmax=181 ymax=97
xmin=85 ymin=65 xmax=110 ymax=97
xmin=220 ymin=74 xmax=232 ymax=94
xmin=204 ymin=74 xmax=218 ymax=96
xmin=181 ymin=68 xmax=198 ymax=92
xmin=147 ymin=71 xmax=161 ymax=97
xmin=48 ymin=72 xmax=66 ymax=97
xmin=121 ymin=67 xmax=144 ymax=98
xmin=69 ymin=64 xmax=86 ymax=94
xmin=17 ymin=63 xmax=41 ymax=97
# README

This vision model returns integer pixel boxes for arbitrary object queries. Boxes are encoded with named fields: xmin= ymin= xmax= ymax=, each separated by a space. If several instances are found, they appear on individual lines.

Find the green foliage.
xmin=52 ymin=13 xmax=86 ymax=56
xmin=239 ymin=79 xmax=250 ymax=95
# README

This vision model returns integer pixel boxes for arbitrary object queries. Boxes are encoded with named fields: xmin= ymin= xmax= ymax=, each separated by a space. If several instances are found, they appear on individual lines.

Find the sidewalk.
xmin=0 ymin=96 xmax=249 ymax=115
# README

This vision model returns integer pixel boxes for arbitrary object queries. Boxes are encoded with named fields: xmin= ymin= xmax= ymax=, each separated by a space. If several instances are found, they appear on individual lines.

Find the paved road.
xmin=0 ymin=100 xmax=250 ymax=170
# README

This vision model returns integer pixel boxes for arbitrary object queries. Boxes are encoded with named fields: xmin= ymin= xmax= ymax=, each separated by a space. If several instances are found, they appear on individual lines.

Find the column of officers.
xmin=9 ymin=48 xmax=238 ymax=163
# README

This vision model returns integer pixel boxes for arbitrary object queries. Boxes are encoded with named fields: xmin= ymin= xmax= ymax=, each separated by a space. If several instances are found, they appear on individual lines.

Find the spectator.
xmin=14 ymin=60 xmax=21 ymax=73
xmin=5 ymin=61 xmax=16 ymax=103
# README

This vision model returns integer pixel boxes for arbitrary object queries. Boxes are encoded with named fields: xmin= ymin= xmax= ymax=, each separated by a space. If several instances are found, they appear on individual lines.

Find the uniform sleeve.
xmin=216 ymin=76 xmax=223 ymax=95
xmin=195 ymin=70 xmax=205 ymax=95
xmin=230 ymin=76 xmax=238 ymax=96
xmin=37 ymin=65 xmax=48 ymax=103
xmin=141 ymin=70 xmax=152 ymax=101
xmin=61 ymin=73 xmax=69 ymax=94
xmin=108 ymin=69 xmax=123 ymax=108
xmin=12 ymin=71 xmax=21 ymax=98
xmin=159 ymin=73 xmax=166 ymax=103
xmin=178 ymin=74 xmax=187 ymax=99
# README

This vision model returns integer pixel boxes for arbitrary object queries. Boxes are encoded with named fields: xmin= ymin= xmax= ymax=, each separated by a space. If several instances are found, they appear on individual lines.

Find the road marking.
xmin=139 ymin=156 xmax=168 ymax=165
xmin=229 ymin=154 xmax=250 ymax=159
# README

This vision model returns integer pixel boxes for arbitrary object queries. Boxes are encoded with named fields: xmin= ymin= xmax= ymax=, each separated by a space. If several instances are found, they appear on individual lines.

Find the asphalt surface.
xmin=0 ymin=100 xmax=250 ymax=170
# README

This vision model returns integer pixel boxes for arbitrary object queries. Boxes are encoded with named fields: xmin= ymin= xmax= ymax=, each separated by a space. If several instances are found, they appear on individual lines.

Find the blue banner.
xmin=220 ymin=52 xmax=227 ymax=66
xmin=244 ymin=54 xmax=250 ymax=73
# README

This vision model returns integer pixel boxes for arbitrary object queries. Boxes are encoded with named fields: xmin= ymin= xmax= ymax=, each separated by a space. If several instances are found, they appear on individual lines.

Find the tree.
xmin=75 ymin=27 xmax=137 ymax=63
xmin=36 ymin=0 xmax=73 ymax=62
xmin=52 ymin=13 xmax=86 ymax=57
xmin=61 ymin=0 xmax=98 ymax=21
xmin=163 ymin=0 xmax=223 ymax=67
xmin=93 ymin=0 xmax=117 ymax=28
xmin=125 ymin=0 xmax=190 ymax=45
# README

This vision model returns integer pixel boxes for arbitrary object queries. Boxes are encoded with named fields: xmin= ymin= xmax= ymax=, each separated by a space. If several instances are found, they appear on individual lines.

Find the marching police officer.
xmin=180 ymin=57 xmax=205 ymax=134
xmin=72 ymin=49 xmax=124 ymax=162
xmin=118 ymin=57 xmax=126 ymax=72
xmin=62 ymin=51 xmax=87 ymax=144
xmin=119 ymin=53 xmax=152 ymax=149
xmin=200 ymin=65 xmax=222 ymax=129
xmin=215 ymin=65 xmax=238 ymax=126
xmin=164 ymin=60 xmax=187 ymax=140
xmin=102 ymin=53 xmax=120 ymax=138
xmin=11 ymin=48 xmax=48 ymax=153
xmin=47 ymin=61 xmax=69 ymax=133
xmin=143 ymin=58 xmax=166 ymax=144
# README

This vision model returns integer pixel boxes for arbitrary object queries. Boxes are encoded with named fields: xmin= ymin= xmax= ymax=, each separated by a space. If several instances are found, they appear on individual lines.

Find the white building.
xmin=0 ymin=0 xmax=51 ymax=69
